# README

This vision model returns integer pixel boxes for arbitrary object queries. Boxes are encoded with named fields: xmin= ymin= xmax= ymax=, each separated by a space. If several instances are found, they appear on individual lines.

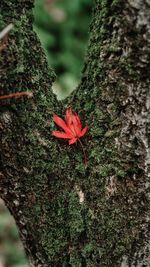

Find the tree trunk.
xmin=0 ymin=0 xmax=149 ymax=266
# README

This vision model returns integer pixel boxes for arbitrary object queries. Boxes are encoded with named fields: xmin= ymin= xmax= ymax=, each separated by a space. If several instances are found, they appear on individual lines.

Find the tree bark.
xmin=0 ymin=0 xmax=150 ymax=266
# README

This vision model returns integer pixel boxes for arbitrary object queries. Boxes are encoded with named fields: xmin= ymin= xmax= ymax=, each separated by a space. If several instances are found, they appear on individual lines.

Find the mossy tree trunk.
xmin=0 ymin=0 xmax=149 ymax=266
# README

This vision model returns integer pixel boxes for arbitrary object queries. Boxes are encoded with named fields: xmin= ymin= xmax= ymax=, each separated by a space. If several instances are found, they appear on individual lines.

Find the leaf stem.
xmin=78 ymin=138 xmax=88 ymax=165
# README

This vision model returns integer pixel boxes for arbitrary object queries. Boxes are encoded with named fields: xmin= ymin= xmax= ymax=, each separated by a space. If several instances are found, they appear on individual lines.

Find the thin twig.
xmin=0 ymin=24 xmax=13 ymax=40
xmin=0 ymin=91 xmax=33 ymax=100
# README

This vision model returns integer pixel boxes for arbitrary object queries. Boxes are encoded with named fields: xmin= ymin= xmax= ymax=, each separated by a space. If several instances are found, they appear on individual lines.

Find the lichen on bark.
xmin=0 ymin=0 xmax=150 ymax=266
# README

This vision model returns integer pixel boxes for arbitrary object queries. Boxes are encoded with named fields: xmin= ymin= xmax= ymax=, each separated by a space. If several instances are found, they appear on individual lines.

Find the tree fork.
xmin=0 ymin=0 xmax=150 ymax=266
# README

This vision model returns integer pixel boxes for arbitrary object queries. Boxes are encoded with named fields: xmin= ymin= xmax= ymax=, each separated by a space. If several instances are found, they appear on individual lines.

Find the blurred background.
xmin=34 ymin=0 xmax=93 ymax=99
xmin=0 ymin=0 xmax=92 ymax=266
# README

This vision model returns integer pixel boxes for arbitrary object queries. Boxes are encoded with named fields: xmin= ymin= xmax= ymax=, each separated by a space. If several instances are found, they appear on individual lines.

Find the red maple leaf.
xmin=52 ymin=107 xmax=88 ymax=145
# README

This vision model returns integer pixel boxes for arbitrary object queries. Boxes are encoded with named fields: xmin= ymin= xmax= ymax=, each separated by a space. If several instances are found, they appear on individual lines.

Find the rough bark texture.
xmin=0 ymin=0 xmax=150 ymax=266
